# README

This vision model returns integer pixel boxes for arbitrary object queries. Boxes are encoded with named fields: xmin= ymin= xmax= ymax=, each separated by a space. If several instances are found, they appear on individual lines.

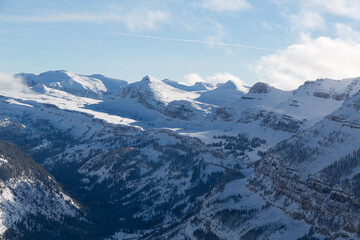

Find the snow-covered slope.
xmin=0 ymin=140 xmax=80 ymax=237
xmin=293 ymin=77 xmax=360 ymax=101
xmin=17 ymin=70 xmax=127 ymax=98
xmin=163 ymin=79 xmax=214 ymax=91
xmin=207 ymin=78 xmax=360 ymax=141
xmin=100 ymin=75 xmax=213 ymax=121
xmin=118 ymin=75 xmax=200 ymax=104
xmin=85 ymin=74 xmax=127 ymax=93
xmin=196 ymin=80 xmax=247 ymax=105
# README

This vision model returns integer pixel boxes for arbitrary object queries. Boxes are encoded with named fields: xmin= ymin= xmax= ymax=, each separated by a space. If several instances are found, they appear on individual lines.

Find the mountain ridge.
xmin=1 ymin=70 xmax=360 ymax=239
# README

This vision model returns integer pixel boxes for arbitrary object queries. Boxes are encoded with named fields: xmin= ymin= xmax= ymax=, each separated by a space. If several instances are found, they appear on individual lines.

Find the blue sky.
xmin=1 ymin=0 xmax=360 ymax=89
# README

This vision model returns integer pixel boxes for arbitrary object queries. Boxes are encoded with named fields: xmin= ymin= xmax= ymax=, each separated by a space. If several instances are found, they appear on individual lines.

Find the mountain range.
xmin=1 ymin=70 xmax=360 ymax=239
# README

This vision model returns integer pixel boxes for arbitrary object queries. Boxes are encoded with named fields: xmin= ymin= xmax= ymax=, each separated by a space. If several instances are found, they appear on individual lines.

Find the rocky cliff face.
xmin=238 ymin=106 xmax=306 ymax=133
xmin=251 ymin=154 xmax=360 ymax=239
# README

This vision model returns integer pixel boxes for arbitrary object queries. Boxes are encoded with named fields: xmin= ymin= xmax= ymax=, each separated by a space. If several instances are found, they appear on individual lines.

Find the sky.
xmin=1 ymin=0 xmax=360 ymax=90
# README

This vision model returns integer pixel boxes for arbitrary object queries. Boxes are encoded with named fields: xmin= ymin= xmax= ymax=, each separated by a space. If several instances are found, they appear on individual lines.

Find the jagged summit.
xmin=141 ymin=74 xmax=159 ymax=83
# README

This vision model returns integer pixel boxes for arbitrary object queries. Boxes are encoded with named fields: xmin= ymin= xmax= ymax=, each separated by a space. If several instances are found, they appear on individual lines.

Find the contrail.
xmin=110 ymin=32 xmax=278 ymax=52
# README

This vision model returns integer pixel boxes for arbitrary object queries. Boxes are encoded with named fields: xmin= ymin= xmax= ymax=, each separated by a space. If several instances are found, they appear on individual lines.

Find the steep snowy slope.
xmin=0 ymin=140 xmax=82 ymax=238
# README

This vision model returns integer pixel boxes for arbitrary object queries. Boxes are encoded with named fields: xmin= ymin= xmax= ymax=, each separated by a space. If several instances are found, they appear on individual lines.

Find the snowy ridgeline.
xmin=1 ymin=71 xmax=360 ymax=239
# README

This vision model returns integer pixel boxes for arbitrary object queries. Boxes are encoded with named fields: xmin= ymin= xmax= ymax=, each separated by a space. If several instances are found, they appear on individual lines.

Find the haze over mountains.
xmin=1 ymin=70 xmax=360 ymax=239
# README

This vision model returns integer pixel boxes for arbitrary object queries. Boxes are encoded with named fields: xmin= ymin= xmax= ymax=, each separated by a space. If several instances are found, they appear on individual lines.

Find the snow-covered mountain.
xmin=250 ymin=91 xmax=360 ymax=239
xmin=100 ymin=75 xmax=212 ymax=121
xmin=2 ymin=70 xmax=360 ymax=239
xmin=163 ymin=79 xmax=214 ymax=91
xmin=118 ymin=75 xmax=199 ymax=104
xmin=196 ymin=80 xmax=248 ymax=105
xmin=17 ymin=70 xmax=127 ymax=98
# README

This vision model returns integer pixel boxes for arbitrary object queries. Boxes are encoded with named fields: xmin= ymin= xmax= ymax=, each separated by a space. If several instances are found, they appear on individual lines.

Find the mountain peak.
xmin=16 ymin=70 xmax=131 ymax=98
xmin=196 ymin=80 xmax=247 ymax=105
xmin=217 ymin=80 xmax=237 ymax=90
xmin=249 ymin=82 xmax=272 ymax=94
xmin=193 ymin=81 xmax=214 ymax=90
xmin=216 ymin=80 xmax=248 ymax=93
xmin=141 ymin=75 xmax=160 ymax=83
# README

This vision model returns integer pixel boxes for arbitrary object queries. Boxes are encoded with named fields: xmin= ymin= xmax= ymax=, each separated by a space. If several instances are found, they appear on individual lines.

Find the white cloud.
xmin=0 ymin=73 xmax=29 ymax=93
xmin=206 ymin=72 xmax=245 ymax=85
xmin=277 ymin=0 xmax=360 ymax=36
xmin=335 ymin=23 xmax=360 ymax=42
xmin=202 ymin=0 xmax=251 ymax=12
xmin=255 ymin=34 xmax=360 ymax=90
xmin=276 ymin=0 xmax=360 ymax=20
xmin=290 ymin=11 xmax=325 ymax=31
xmin=183 ymin=73 xmax=205 ymax=85
xmin=181 ymin=72 xmax=245 ymax=87
xmin=305 ymin=0 xmax=360 ymax=20
xmin=0 ymin=9 xmax=170 ymax=31
xmin=121 ymin=10 xmax=170 ymax=31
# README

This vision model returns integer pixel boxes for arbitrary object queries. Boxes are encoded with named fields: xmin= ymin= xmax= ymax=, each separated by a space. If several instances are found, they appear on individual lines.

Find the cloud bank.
xmin=0 ymin=73 xmax=29 ymax=93
xmin=182 ymin=72 xmax=245 ymax=87
xmin=255 ymin=34 xmax=360 ymax=90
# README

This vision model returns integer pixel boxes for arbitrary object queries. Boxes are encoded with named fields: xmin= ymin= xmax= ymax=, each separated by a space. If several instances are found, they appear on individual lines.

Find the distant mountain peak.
xmin=196 ymin=80 xmax=247 ymax=105
xmin=141 ymin=75 xmax=159 ymax=83
xmin=249 ymin=82 xmax=272 ymax=94
xmin=217 ymin=80 xmax=237 ymax=89
xmin=216 ymin=80 xmax=248 ymax=93
xmin=118 ymin=75 xmax=200 ymax=107
xmin=193 ymin=81 xmax=214 ymax=89
xmin=162 ymin=79 xmax=213 ymax=91
xmin=16 ymin=70 xmax=127 ymax=98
